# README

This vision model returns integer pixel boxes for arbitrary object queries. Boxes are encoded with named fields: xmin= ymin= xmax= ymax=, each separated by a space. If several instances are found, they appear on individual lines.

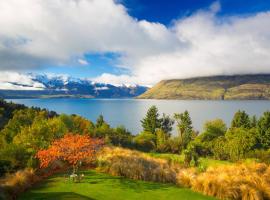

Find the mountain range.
xmin=138 ymin=74 xmax=270 ymax=100
xmin=0 ymin=74 xmax=148 ymax=99
xmin=2 ymin=73 xmax=270 ymax=100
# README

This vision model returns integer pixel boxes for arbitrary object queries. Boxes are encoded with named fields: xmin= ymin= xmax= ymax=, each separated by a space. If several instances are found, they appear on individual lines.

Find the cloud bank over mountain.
xmin=0 ymin=0 xmax=270 ymax=86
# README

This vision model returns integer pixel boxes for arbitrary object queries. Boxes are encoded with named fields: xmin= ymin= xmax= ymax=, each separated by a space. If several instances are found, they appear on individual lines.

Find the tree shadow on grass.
xmin=24 ymin=170 xmax=175 ymax=197
xmin=20 ymin=192 xmax=96 ymax=200
xmin=118 ymin=178 xmax=173 ymax=193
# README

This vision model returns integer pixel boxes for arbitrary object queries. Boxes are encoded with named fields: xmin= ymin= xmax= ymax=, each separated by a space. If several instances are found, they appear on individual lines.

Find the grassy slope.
xmin=147 ymin=152 xmax=231 ymax=168
xmin=138 ymin=74 xmax=270 ymax=100
xmin=18 ymin=170 xmax=215 ymax=200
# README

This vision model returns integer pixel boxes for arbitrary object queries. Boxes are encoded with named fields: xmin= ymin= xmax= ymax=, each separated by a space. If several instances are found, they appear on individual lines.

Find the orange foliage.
xmin=36 ymin=134 xmax=104 ymax=169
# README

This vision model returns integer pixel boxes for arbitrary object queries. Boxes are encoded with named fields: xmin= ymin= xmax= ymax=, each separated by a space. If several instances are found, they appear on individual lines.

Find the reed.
xmin=97 ymin=147 xmax=178 ymax=183
xmin=177 ymin=162 xmax=270 ymax=200
xmin=0 ymin=168 xmax=40 ymax=200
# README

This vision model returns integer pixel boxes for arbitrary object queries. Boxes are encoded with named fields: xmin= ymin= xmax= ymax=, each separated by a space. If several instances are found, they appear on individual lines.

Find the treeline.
xmin=0 ymin=100 xmax=132 ymax=175
xmin=1 ymin=99 xmax=270 ymax=175
xmin=135 ymin=105 xmax=270 ymax=165
xmin=0 ymin=100 xmax=26 ymax=130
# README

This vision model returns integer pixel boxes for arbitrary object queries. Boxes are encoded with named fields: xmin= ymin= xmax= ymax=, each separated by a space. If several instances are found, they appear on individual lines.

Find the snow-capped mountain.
xmin=0 ymin=73 xmax=148 ymax=98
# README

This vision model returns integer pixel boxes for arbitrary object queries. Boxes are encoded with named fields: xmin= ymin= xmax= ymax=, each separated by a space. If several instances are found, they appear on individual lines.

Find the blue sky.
xmin=1 ymin=0 xmax=270 ymax=87
xmin=122 ymin=0 xmax=270 ymax=24
xmin=39 ymin=53 xmax=125 ymax=78
xmin=37 ymin=0 xmax=270 ymax=79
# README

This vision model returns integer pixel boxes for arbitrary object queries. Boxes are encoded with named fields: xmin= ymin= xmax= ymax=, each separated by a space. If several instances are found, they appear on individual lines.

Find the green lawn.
xmin=147 ymin=152 xmax=231 ymax=168
xmin=19 ymin=170 xmax=216 ymax=200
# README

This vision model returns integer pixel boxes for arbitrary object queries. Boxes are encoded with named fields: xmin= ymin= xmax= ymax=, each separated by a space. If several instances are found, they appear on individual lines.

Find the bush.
xmin=225 ymin=127 xmax=257 ymax=161
xmin=134 ymin=131 xmax=156 ymax=152
xmin=183 ymin=145 xmax=199 ymax=167
xmin=247 ymin=149 xmax=270 ymax=164
xmin=0 ymin=144 xmax=31 ymax=171
xmin=156 ymin=129 xmax=169 ymax=152
xmin=165 ymin=137 xmax=182 ymax=154
xmin=109 ymin=126 xmax=133 ymax=148
xmin=97 ymin=147 xmax=178 ymax=184
xmin=0 ymin=168 xmax=40 ymax=200
xmin=201 ymin=119 xmax=227 ymax=142
xmin=0 ymin=160 xmax=12 ymax=177
xmin=177 ymin=162 xmax=270 ymax=200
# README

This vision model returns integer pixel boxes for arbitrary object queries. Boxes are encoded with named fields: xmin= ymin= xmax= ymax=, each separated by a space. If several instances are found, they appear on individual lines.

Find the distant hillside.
xmin=138 ymin=74 xmax=270 ymax=100
xmin=0 ymin=74 xmax=148 ymax=99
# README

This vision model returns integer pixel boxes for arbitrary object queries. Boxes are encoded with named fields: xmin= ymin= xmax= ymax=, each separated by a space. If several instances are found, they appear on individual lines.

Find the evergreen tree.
xmin=174 ymin=111 xmax=193 ymax=150
xmin=231 ymin=110 xmax=251 ymax=129
xmin=160 ymin=113 xmax=174 ymax=135
xmin=201 ymin=119 xmax=227 ymax=142
xmin=257 ymin=111 xmax=270 ymax=149
xmin=96 ymin=115 xmax=105 ymax=128
xmin=141 ymin=106 xmax=161 ymax=134
xmin=250 ymin=115 xmax=258 ymax=128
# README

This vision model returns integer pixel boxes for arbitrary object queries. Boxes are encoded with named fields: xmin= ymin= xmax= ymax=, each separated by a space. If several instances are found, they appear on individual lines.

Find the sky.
xmin=1 ymin=0 xmax=270 ymax=87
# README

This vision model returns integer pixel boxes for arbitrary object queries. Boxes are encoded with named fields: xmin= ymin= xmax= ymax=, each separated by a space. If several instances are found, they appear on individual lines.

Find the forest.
xmin=1 ymin=99 xmax=270 ymax=200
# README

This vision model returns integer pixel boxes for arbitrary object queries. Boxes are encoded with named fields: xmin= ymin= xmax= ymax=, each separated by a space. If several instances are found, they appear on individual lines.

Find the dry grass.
xmin=2 ymin=147 xmax=269 ymax=200
xmin=0 ymin=168 xmax=40 ymax=200
xmin=97 ymin=147 xmax=270 ymax=200
xmin=177 ymin=162 xmax=270 ymax=200
xmin=96 ymin=147 xmax=179 ymax=184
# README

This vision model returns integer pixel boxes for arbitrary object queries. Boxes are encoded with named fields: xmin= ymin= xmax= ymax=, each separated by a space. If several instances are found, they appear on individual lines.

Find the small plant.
xmin=197 ymin=164 xmax=206 ymax=173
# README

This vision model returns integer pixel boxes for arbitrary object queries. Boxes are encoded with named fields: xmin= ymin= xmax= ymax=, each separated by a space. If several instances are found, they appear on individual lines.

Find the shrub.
xmin=225 ymin=127 xmax=257 ymax=161
xmin=177 ymin=168 xmax=197 ymax=188
xmin=201 ymin=119 xmax=227 ymax=142
xmin=0 ymin=168 xmax=40 ymax=200
xmin=247 ymin=149 xmax=270 ymax=164
xmin=97 ymin=147 xmax=178 ymax=184
xmin=134 ymin=131 xmax=156 ymax=152
xmin=257 ymin=111 xmax=270 ymax=149
xmin=109 ymin=126 xmax=133 ymax=148
xmin=0 ymin=144 xmax=31 ymax=171
xmin=165 ymin=137 xmax=182 ymax=154
xmin=0 ymin=160 xmax=12 ymax=177
xmin=177 ymin=162 xmax=270 ymax=200
xmin=156 ymin=129 xmax=169 ymax=152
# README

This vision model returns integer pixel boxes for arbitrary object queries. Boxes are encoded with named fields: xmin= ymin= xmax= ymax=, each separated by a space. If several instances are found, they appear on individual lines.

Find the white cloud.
xmin=92 ymin=73 xmax=139 ymax=87
xmin=0 ymin=0 xmax=180 ymax=71
xmin=95 ymin=3 xmax=270 ymax=86
xmin=0 ymin=0 xmax=270 ymax=86
xmin=78 ymin=59 xmax=89 ymax=65
xmin=0 ymin=72 xmax=45 ymax=90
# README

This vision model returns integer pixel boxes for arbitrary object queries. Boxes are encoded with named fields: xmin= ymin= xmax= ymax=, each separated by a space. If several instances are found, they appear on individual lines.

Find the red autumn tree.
xmin=36 ymin=133 xmax=104 ymax=173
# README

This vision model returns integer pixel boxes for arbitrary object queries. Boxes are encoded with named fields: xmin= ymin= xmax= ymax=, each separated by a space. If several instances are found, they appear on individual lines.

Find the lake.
xmin=7 ymin=98 xmax=270 ymax=134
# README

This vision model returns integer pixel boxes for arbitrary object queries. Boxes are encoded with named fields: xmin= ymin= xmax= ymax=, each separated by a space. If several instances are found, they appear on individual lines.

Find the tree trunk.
xmin=73 ymin=164 xmax=76 ymax=174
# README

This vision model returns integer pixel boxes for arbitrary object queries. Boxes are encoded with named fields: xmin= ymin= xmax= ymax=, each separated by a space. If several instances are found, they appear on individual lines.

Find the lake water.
xmin=7 ymin=98 xmax=270 ymax=134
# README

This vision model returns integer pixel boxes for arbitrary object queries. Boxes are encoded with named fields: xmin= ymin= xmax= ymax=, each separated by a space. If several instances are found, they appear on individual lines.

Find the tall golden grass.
xmin=97 ymin=147 xmax=179 ymax=183
xmin=2 ymin=147 xmax=269 ymax=200
xmin=97 ymin=147 xmax=270 ymax=200
xmin=0 ymin=168 xmax=40 ymax=200
xmin=177 ymin=163 xmax=270 ymax=200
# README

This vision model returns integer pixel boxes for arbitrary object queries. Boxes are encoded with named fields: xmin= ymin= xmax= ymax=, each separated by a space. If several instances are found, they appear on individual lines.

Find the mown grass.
xmin=18 ymin=170 xmax=216 ymax=200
